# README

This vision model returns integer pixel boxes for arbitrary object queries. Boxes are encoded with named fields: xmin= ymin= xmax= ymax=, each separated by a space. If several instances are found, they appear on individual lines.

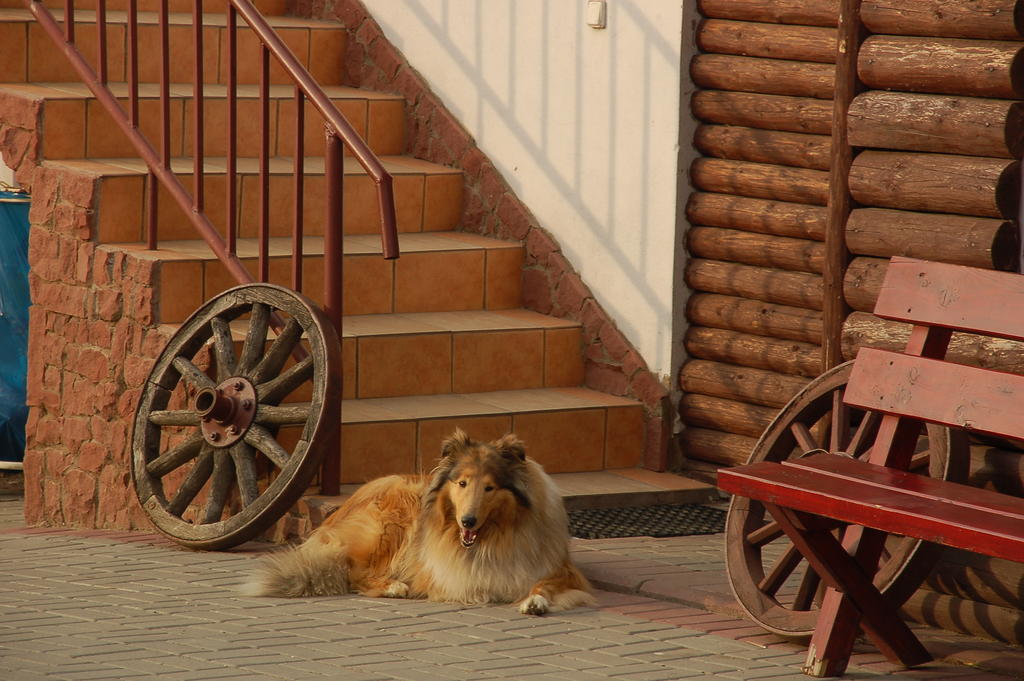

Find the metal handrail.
xmin=26 ymin=0 xmax=399 ymax=494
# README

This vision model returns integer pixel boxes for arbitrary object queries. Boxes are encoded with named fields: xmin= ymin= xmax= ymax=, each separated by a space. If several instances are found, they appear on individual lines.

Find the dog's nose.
xmin=461 ymin=515 xmax=477 ymax=529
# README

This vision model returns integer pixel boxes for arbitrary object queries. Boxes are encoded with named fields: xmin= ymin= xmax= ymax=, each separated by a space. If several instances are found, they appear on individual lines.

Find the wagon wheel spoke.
xmin=203 ymin=452 xmax=236 ymax=523
xmin=255 ymin=403 xmax=312 ymax=427
xmin=258 ymin=356 xmax=314 ymax=406
xmin=172 ymin=356 xmax=216 ymax=392
xmin=792 ymin=567 xmax=822 ymax=611
xmin=166 ymin=447 xmax=215 ymax=517
xmin=146 ymin=433 xmax=205 ymax=478
xmin=790 ymin=422 xmax=817 ymax=454
xmin=236 ymin=302 xmax=271 ymax=374
xmin=829 ymin=393 xmax=849 ymax=453
xmin=251 ymin=317 xmax=303 ymax=385
xmin=210 ymin=315 xmax=237 ymax=381
xmin=758 ymin=544 xmax=802 ymax=598
xmin=244 ymin=424 xmax=292 ymax=469
xmin=148 ymin=409 xmax=200 ymax=427
xmin=747 ymin=519 xmax=784 ymax=548
xmin=848 ymin=411 xmax=881 ymax=458
xmin=230 ymin=443 xmax=260 ymax=507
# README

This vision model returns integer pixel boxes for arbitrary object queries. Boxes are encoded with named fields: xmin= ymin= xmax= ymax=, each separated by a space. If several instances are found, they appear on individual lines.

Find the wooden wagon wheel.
xmin=724 ymin=360 xmax=970 ymax=638
xmin=131 ymin=283 xmax=340 ymax=550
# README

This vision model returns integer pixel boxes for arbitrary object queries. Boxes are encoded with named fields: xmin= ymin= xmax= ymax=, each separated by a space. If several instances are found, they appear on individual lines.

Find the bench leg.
xmin=764 ymin=504 xmax=933 ymax=676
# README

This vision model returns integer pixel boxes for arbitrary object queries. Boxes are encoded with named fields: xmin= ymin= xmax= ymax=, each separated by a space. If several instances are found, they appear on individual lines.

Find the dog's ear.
xmin=440 ymin=428 xmax=471 ymax=460
xmin=493 ymin=433 xmax=526 ymax=462
xmin=425 ymin=454 xmax=456 ymax=503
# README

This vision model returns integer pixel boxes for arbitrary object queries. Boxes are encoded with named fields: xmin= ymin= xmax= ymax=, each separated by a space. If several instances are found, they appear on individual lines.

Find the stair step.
xmin=108 ymin=231 xmax=522 ymax=323
xmin=0 ymin=8 xmax=345 ymax=86
xmin=339 ymin=310 xmax=584 ymax=399
xmin=302 ymin=470 xmax=718 ymax=521
xmin=1 ymin=80 xmax=405 ymax=161
xmin=327 ymin=387 xmax=646 ymax=481
xmin=46 ymin=154 xmax=459 ymax=243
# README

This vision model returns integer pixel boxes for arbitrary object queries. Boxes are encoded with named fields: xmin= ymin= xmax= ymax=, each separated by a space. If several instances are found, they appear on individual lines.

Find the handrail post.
xmin=321 ymin=130 xmax=345 ymax=496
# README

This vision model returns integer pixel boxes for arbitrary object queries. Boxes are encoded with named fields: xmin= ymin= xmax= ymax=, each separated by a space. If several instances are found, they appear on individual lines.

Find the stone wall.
xmin=1 ymin=90 xmax=169 ymax=529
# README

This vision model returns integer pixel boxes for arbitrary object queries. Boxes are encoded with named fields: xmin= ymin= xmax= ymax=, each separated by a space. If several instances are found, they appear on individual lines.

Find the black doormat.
xmin=568 ymin=504 xmax=726 ymax=539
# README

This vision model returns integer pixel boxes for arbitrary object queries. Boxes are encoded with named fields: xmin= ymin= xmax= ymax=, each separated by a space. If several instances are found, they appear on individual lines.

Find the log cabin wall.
xmin=683 ymin=0 xmax=1024 ymax=644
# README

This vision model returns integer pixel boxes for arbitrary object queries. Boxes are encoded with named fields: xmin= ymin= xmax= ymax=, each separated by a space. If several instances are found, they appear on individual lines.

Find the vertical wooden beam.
xmin=821 ymin=0 xmax=865 ymax=372
xmin=806 ymin=0 xmax=868 ymax=676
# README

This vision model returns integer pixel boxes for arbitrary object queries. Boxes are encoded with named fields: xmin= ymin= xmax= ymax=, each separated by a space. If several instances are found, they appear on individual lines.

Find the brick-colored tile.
xmin=395 ymin=251 xmax=484 ymax=312
xmin=485 ymin=247 xmax=523 ymax=309
xmin=544 ymin=327 xmax=583 ymax=387
xmin=340 ymin=421 xmax=416 ymax=482
xmin=367 ymin=99 xmax=406 ymax=155
xmin=357 ymin=333 xmax=452 ymax=398
xmin=341 ymin=336 xmax=356 ymax=400
xmin=393 ymin=174 xmax=425 ymax=233
xmin=452 ymin=330 xmax=543 ymax=394
xmin=308 ymin=27 xmax=346 ymax=86
xmin=604 ymin=406 xmax=645 ymax=469
xmin=96 ymin=175 xmax=145 ymax=243
xmin=422 ymin=173 xmax=463 ymax=232
xmin=41 ymin=99 xmax=86 ymax=159
xmin=512 ymin=409 xmax=605 ymax=473
xmin=343 ymin=254 xmax=393 ymax=315
xmin=341 ymin=174 xmax=378 ymax=234
xmin=158 ymin=259 xmax=204 ymax=324
xmin=0 ymin=22 xmax=27 ymax=82
xmin=417 ymin=415 xmax=512 ymax=472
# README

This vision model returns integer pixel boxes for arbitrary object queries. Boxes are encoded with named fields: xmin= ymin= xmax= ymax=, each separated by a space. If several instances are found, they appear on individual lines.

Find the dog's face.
xmin=427 ymin=429 xmax=531 ymax=548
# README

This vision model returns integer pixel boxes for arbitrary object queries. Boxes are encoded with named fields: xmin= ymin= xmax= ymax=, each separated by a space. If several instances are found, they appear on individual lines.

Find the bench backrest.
xmin=844 ymin=257 xmax=1024 ymax=444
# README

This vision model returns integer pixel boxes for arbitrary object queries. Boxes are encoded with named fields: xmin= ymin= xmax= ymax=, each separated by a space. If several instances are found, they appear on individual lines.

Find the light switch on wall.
xmin=586 ymin=0 xmax=606 ymax=29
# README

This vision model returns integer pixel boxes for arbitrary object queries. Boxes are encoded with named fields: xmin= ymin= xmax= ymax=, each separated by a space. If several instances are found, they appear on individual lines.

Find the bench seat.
xmin=719 ymin=454 xmax=1024 ymax=563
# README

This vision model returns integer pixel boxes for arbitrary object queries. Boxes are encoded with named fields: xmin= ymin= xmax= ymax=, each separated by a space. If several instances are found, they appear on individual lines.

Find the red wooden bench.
xmin=718 ymin=256 xmax=1024 ymax=677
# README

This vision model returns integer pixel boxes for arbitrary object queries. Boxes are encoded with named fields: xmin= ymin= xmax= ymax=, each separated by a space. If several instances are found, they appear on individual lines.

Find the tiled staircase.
xmin=0 ymin=0 xmax=702 ymax=531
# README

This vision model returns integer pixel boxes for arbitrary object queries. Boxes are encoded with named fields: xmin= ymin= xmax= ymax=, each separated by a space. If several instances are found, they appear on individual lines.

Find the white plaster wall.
xmin=367 ymin=0 xmax=686 ymax=379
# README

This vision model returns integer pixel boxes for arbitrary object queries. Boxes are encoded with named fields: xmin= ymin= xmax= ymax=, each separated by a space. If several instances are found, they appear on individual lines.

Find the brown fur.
xmin=243 ymin=430 xmax=594 ymax=615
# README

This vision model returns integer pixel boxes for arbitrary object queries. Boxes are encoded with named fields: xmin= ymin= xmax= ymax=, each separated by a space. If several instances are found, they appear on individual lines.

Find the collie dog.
xmin=244 ymin=430 xmax=594 ymax=615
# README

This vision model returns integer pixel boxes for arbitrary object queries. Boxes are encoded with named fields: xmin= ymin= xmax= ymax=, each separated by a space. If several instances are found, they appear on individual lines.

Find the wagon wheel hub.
xmin=195 ymin=377 xmax=257 ymax=447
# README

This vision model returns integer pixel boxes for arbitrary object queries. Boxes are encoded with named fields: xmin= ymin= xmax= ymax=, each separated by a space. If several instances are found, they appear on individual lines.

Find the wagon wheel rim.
xmin=724 ymin=360 xmax=970 ymax=638
xmin=131 ymin=283 xmax=341 ymax=550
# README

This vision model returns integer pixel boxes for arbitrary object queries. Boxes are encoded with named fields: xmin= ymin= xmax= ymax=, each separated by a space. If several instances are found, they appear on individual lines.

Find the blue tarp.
xmin=0 ymin=189 xmax=30 ymax=463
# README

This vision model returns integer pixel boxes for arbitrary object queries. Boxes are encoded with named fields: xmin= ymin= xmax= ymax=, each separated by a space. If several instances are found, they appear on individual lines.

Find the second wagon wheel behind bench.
xmin=131 ymin=283 xmax=340 ymax=550
xmin=724 ymin=360 xmax=971 ymax=638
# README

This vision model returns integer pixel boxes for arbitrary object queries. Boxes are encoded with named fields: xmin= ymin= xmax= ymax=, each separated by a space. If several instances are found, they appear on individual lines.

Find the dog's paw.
xmin=383 ymin=581 xmax=410 ymax=598
xmin=518 ymin=594 xmax=550 ymax=616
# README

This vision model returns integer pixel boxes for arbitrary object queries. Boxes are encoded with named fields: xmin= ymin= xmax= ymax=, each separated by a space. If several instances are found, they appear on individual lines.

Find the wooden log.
xmin=848 ymin=91 xmax=1024 ymax=159
xmin=679 ymin=394 xmax=779 ymax=439
xmin=686 ymin=259 xmax=825 ymax=310
xmin=679 ymin=359 xmax=810 ymax=408
xmin=842 ymin=256 xmax=886 ymax=312
xmin=687 ymin=226 xmax=825 ymax=273
xmin=849 ymin=151 xmax=1020 ymax=219
xmin=858 ymin=36 xmax=1024 ymax=99
xmin=696 ymin=19 xmax=837 ymax=63
xmin=861 ymin=0 xmax=1024 ymax=41
xmin=691 ymin=158 xmax=830 ymax=206
xmin=681 ymin=427 xmax=761 ymax=467
xmin=691 ymin=91 xmax=834 ymax=135
xmin=691 ymin=54 xmax=835 ymax=99
xmin=902 ymin=589 xmax=1024 ymax=646
xmin=685 ymin=326 xmax=823 ymax=377
xmin=697 ymin=0 xmax=838 ymax=27
xmin=846 ymin=208 xmax=1019 ymax=271
xmin=687 ymin=293 xmax=824 ymax=344
xmin=694 ymin=125 xmax=831 ymax=170
xmin=841 ymin=311 xmax=1024 ymax=374
xmin=686 ymin=193 xmax=828 ymax=241
xmin=923 ymin=547 xmax=1024 ymax=614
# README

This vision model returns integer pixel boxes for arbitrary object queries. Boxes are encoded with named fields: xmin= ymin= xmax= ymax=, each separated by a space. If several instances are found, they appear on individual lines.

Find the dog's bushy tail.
xmin=241 ymin=540 xmax=350 ymax=598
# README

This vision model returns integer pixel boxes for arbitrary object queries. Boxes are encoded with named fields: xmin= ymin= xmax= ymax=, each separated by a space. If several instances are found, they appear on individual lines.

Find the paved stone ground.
xmin=0 ymin=525 xmax=1019 ymax=681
